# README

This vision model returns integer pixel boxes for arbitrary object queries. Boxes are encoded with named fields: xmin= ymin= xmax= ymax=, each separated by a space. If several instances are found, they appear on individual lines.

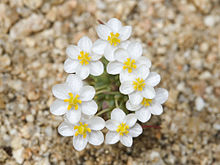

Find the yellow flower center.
xmin=78 ymin=51 xmax=91 ymax=65
xmin=74 ymin=122 xmax=91 ymax=138
xmin=64 ymin=93 xmax=82 ymax=110
xmin=107 ymin=32 xmax=120 ymax=46
xmin=133 ymin=78 xmax=146 ymax=91
xmin=116 ymin=123 xmax=129 ymax=136
xmin=141 ymin=98 xmax=152 ymax=107
xmin=123 ymin=58 xmax=137 ymax=73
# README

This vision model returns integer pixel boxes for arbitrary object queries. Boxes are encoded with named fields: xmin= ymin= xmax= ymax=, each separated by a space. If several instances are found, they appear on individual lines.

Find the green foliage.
xmin=87 ymin=58 xmax=129 ymax=116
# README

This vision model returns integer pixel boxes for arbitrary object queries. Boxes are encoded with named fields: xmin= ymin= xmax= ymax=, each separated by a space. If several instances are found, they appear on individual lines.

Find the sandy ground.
xmin=0 ymin=0 xmax=220 ymax=164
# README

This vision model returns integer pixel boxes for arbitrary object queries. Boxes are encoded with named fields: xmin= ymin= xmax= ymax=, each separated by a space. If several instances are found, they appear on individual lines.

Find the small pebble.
xmin=13 ymin=148 xmax=24 ymax=164
xmin=195 ymin=97 xmax=205 ymax=111
xmin=45 ymin=126 xmax=53 ymax=136
xmin=0 ymin=55 xmax=11 ymax=69
xmin=26 ymin=114 xmax=34 ymax=122
xmin=204 ymin=16 xmax=216 ymax=27
xmin=213 ymin=123 xmax=220 ymax=130
xmin=200 ymin=42 xmax=209 ymax=52
xmin=0 ymin=0 xmax=219 ymax=164
xmin=0 ymin=149 xmax=8 ymax=162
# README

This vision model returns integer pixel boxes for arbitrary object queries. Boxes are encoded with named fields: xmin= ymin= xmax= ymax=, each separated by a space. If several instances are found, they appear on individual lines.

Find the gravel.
xmin=0 ymin=0 xmax=220 ymax=164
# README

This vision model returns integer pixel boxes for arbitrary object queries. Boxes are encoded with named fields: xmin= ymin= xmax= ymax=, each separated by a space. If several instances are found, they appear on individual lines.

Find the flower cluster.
xmin=50 ymin=18 xmax=168 ymax=151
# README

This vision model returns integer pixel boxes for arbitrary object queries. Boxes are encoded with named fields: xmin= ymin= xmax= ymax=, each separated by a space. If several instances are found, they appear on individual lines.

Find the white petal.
xmin=126 ymin=100 xmax=142 ymax=111
xmin=119 ymin=70 xmax=135 ymax=83
xmin=141 ymin=86 xmax=156 ymax=99
xmin=107 ymin=61 xmax=123 ymax=75
xmin=77 ymin=36 xmax=92 ymax=53
xmin=155 ymin=88 xmax=169 ymax=104
xmin=105 ymin=131 xmax=120 ymax=144
xmin=118 ymin=26 xmax=132 ymax=41
xmin=66 ymin=45 xmax=80 ymax=59
xmin=50 ymin=99 xmax=68 ymax=115
xmin=58 ymin=121 xmax=74 ymax=136
xmin=136 ymin=56 xmax=151 ymax=68
xmin=66 ymin=109 xmax=81 ymax=124
xmin=80 ymin=114 xmax=91 ymax=121
xmin=146 ymin=72 xmax=161 ymax=87
xmin=73 ymin=135 xmax=88 ymax=151
xmin=124 ymin=114 xmax=137 ymax=127
xmin=76 ymin=65 xmax=90 ymax=80
xmin=129 ymin=123 xmax=143 ymax=137
xmin=107 ymin=18 xmax=122 ymax=32
xmin=88 ymin=131 xmax=104 ymax=145
xmin=91 ymin=53 xmax=103 ymax=61
xmin=135 ymin=107 xmax=151 ymax=123
xmin=111 ymin=108 xmax=126 ymax=123
xmin=79 ymin=86 xmax=95 ymax=101
xmin=52 ymin=84 xmax=71 ymax=100
xmin=129 ymin=91 xmax=143 ymax=105
xmin=90 ymin=61 xmax=104 ymax=76
xmin=64 ymin=58 xmax=78 ymax=73
xmin=114 ymin=48 xmax=129 ymax=63
xmin=96 ymin=24 xmax=112 ymax=40
xmin=120 ymin=135 xmax=133 ymax=147
xmin=149 ymin=103 xmax=163 ymax=115
xmin=66 ymin=74 xmax=83 ymax=93
xmin=120 ymin=65 xmax=149 ymax=83
xmin=88 ymin=116 xmax=105 ymax=130
xmin=119 ymin=81 xmax=134 ymax=95
xmin=119 ymin=40 xmax=131 ymax=49
xmin=127 ymin=42 xmax=142 ymax=60
xmin=92 ymin=39 xmax=107 ymax=55
xmin=135 ymin=65 xmax=150 ymax=80
xmin=104 ymin=44 xmax=116 ymax=61
xmin=106 ymin=120 xmax=119 ymax=131
xmin=81 ymin=100 xmax=98 ymax=115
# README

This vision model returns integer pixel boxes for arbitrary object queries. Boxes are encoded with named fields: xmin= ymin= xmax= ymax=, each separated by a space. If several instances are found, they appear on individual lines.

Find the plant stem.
xmin=114 ymin=97 xmax=119 ymax=108
xmin=105 ymin=91 xmax=120 ymax=95
xmin=96 ymin=108 xmax=112 ymax=116
xmin=96 ymin=90 xmax=120 ymax=95
xmin=95 ymin=85 xmax=108 ymax=91
xmin=96 ymin=89 xmax=109 ymax=95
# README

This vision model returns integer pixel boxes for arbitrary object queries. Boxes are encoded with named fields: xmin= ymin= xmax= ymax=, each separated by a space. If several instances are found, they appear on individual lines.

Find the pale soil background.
xmin=0 ymin=0 xmax=220 ymax=164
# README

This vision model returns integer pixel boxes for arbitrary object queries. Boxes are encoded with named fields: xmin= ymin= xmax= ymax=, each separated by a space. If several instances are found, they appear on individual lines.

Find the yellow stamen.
xmin=107 ymin=32 xmax=120 ymax=46
xmin=78 ymin=51 xmax=91 ymax=65
xmin=141 ymin=98 xmax=152 ymax=107
xmin=64 ymin=93 xmax=82 ymax=110
xmin=74 ymin=122 xmax=91 ymax=138
xmin=123 ymin=58 xmax=137 ymax=73
xmin=133 ymin=78 xmax=146 ymax=91
xmin=116 ymin=123 xmax=129 ymax=136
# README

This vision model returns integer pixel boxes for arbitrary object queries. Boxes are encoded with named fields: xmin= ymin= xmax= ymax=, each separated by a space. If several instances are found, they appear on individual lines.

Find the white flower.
xmin=119 ymin=71 xmax=161 ymax=105
xmin=58 ymin=116 xmax=105 ymax=151
xmin=64 ymin=36 xmax=104 ymax=79
xmin=106 ymin=41 xmax=151 ymax=82
xmin=105 ymin=108 xmax=142 ymax=147
xmin=93 ymin=18 xmax=132 ymax=61
xmin=50 ymin=74 xmax=98 ymax=124
xmin=126 ymin=88 xmax=168 ymax=123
